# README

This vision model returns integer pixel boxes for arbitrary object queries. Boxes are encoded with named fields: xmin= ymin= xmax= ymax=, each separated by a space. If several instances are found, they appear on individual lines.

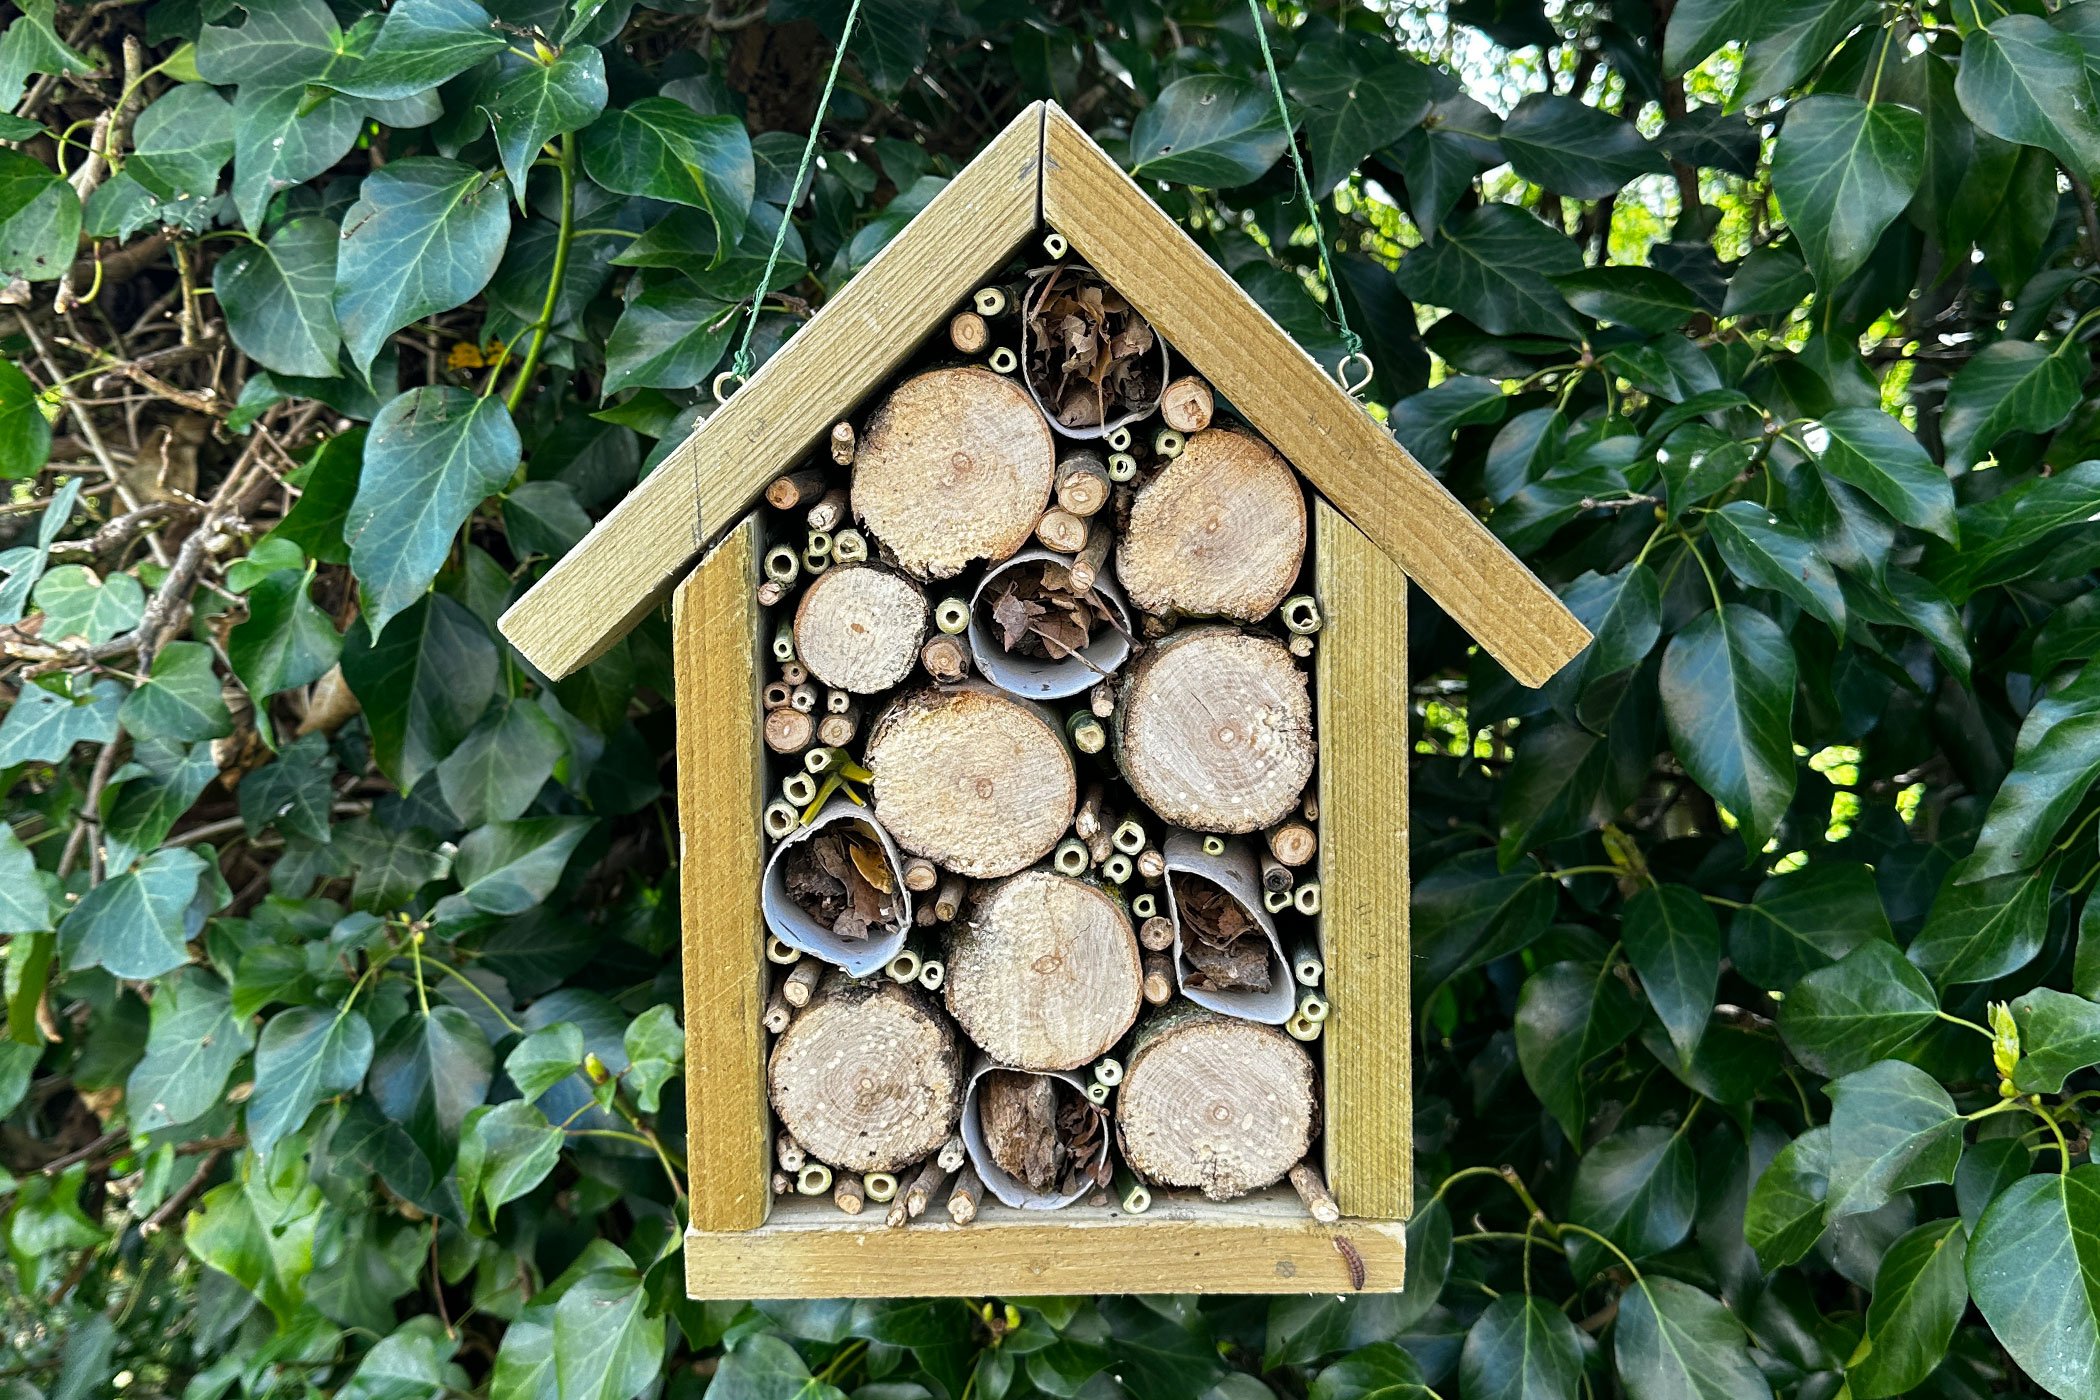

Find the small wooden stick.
xmin=949 ymin=309 xmax=990 ymax=354
xmin=807 ymin=487 xmax=850 ymax=534
xmin=937 ymin=1134 xmax=968 ymax=1172
xmin=757 ymin=579 xmax=789 ymax=607
xmin=774 ymin=1171 xmax=794 ymax=1196
xmin=1301 ymin=791 xmax=1319 ymax=823
xmin=905 ymin=1158 xmax=949 ymax=1219
xmin=1139 ymin=916 xmax=1175 ymax=952
xmin=1136 ymin=847 xmax=1165 ymax=880
xmin=1289 ymin=1161 xmax=1341 ymax=1224
xmin=921 ymin=633 xmax=970 ymax=682
xmin=948 ymin=1165 xmax=983 ymax=1224
xmin=780 ymin=660 xmax=809 ymax=685
xmin=1035 ymin=507 xmax=1088 ymax=555
xmin=834 ymin=1173 xmax=866 ymax=1215
xmin=764 ymin=990 xmax=793 ymax=1033
xmin=1056 ymin=451 xmax=1112 ymax=517
xmin=1142 ymin=953 xmax=1173 ymax=1005
xmin=934 ymin=876 xmax=966 ymax=923
xmin=1260 ymin=850 xmax=1294 ymax=894
xmin=783 ymin=959 xmax=823 ymax=1007
xmin=1075 ymin=784 xmax=1105 ymax=840
xmin=763 ymin=680 xmax=794 ymax=709
xmin=1268 ymin=819 xmax=1316 ymax=866
xmin=902 ymin=856 xmax=939 ymax=894
xmin=816 ymin=705 xmax=860 ymax=748
xmin=1160 ymin=375 xmax=1214 ymax=433
xmin=764 ymin=707 xmax=815 ymax=754
xmin=1069 ymin=522 xmax=1112 ymax=593
xmin=1089 ymin=682 xmax=1115 ymax=719
xmin=829 ymin=421 xmax=856 ymax=465
xmin=766 ymin=469 xmax=828 ymax=511
xmin=1289 ymin=633 xmax=1315 ymax=659
xmin=790 ymin=682 xmax=819 ymax=713
xmin=776 ymin=1132 xmax=806 ymax=1173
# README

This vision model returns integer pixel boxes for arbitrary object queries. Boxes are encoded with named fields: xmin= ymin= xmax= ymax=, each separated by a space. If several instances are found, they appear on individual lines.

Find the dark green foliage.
xmin=6 ymin=0 xmax=2100 ymax=1395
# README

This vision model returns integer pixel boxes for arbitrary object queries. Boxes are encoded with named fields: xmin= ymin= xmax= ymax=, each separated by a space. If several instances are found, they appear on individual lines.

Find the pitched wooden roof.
xmin=500 ymin=102 xmax=1590 ymax=687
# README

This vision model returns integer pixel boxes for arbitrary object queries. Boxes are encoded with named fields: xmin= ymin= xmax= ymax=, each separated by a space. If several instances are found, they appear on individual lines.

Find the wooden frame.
xmin=676 ymin=504 xmax=1415 ymax=1297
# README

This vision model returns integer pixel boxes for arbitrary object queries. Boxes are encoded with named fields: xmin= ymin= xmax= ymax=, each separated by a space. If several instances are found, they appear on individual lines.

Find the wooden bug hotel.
xmin=500 ymin=104 xmax=1589 ymax=1297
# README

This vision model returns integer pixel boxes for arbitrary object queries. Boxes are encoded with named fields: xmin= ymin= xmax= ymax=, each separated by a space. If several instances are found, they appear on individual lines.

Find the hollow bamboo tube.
xmin=886 ymin=949 xmax=923 ymax=983
xmin=1294 ymin=881 xmax=1322 ymax=916
xmin=1264 ymin=887 xmax=1294 ymax=914
xmin=1053 ymin=838 xmax=1090 ymax=876
xmin=1112 ymin=819 xmax=1147 ymax=855
xmin=1093 ymin=1057 xmax=1124 ymax=1087
xmin=918 ymin=958 xmax=945 ymax=991
xmin=1299 ymin=990 xmax=1330 ymax=1023
xmin=1142 ymin=954 xmax=1173 ymax=1005
xmin=1160 ymin=375 xmax=1215 ymax=433
xmin=831 ymin=528 xmax=869 ymax=564
xmin=1154 ymin=428 xmax=1185 ymax=459
xmin=1105 ymin=425 xmax=1132 ymax=452
xmin=806 ymin=529 xmax=833 ymax=560
xmin=764 ymin=680 xmax=794 ymax=709
xmin=1117 ymin=1167 xmax=1152 ymax=1214
xmin=830 ymin=421 xmax=855 ymax=464
xmin=1285 ymin=1013 xmax=1321 ymax=1042
xmin=1106 ymin=451 xmax=1137 ymax=482
xmin=1260 ymin=850 xmax=1294 ymax=894
xmin=987 ymin=345 xmax=1019 ymax=374
xmin=973 ymin=285 xmax=1008 ymax=316
xmin=781 ymin=771 xmax=815 ymax=808
xmin=776 ymin=1132 xmax=806 ymax=1174
xmin=763 ymin=543 xmax=802 ymax=584
xmin=1067 ymin=711 xmax=1107 ymax=754
xmin=1292 ymin=939 xmax=1323 ymax=987
xmin=934 ymin=597 xmax=971 ymax=634
xmin=764 ymin=990 xmax=792 ymax=1034
xmin=1085 ymin=1080 xmax=1111 ymax=1104
xmin=1202 ymin=835 xmax=1226 ymax=856
xmin=773 ymin=621 xmax=796 ymax=662
xmin=863 ymin=1171 xmax=898 ymax=1203
xmin=796 ymin=1162 xmax=833 ymax=1195
xmin=949 ymin=310 xmax=990 ymax=354
xmin=1280 ymin=594 xmax=1323 ymax=635
xmin=790 ymin=683 xmax=818 ymax=713
xmin=1102 ymin=853 xmax=1133 ymax=884
xmin=949 ymin=1164 xmax=984 ymax=1223
xmin=1044 ymin=231 xmax=1069 ymax=259
xmin=783 ymin=959 xmax=823 ymax=1008
xmin=834 ymin=1173 xmax=866 ymax=1215
xmin=801 ymin=545 xmax=829 ymax=575
xmin=1056 ymin=451 xmax=1112 ymax=518
xmin=1289 ymin=1161 xmax=1341 ymax=1224
xmin=1131 ymin=892 xmax=1157 ymax=919
xmin=807 ymin=487 xmax=850 ymax=534
xmin=764 ymin=802 xmax=799 ymax=840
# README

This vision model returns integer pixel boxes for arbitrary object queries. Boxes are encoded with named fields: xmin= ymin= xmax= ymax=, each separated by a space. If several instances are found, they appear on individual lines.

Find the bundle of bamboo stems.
xmin=747 ymin=248 xmax=1335 ymax=1224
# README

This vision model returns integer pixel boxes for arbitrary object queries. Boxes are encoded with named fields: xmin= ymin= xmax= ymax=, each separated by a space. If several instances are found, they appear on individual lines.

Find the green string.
xmin=1245 ymin=0 xmax=1366 ymax=372
xmin=725 ymin=0 xmax=865 ymax=385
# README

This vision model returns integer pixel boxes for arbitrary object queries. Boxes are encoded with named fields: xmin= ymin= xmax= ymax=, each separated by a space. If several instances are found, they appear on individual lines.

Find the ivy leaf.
xmin=335 ymin=159 xmax=511 ymax=375
xmin=436 ymin=697 xmax=564 ymax=827
xmin=1514 ymin=960 xmax=1640 ymax=1143
xmin=1544 ymin=562 xmax=1661 ymax=729
xmin=270 ymin=427 xmax=363 ymax=565
xmin=1566 ymin=1124 xmax=1697 ymax=1279
xmin=456 ymin=1100 xmax=563 ymax=1225
xmin=340 ymin=1322 xmax=458 ymax=1399
xmin=0 ymin=144 xmax=82 ymax=283
xmin=1128 ymin=76 xmax=1293 ymax=188
xmin=34 ymin=564 xmax=143 ymax=644
xmin=1745 ymin=1126 xmax=1831 ymax=1270
xmin=1932 ymin=460 xmax=2100 ymax=601
xmin=246 ymin=1003 xmax=377 ymax=1158
xmin=489 ymin=47 xmax=607 ymax=205
xmin=551 ymin=1259 xmax=665 ymax=1400
xmin=195 ymin=0 xmax=345 ymax=86
xmin=1955 ymin=15 xmax=2100 ymax=184
xmin=184 ymin=1158 xmax=323 ymax=1326
xmin=1845 ymin=1218 xmax=1968 ymax=1398
xmin=1659 ymin=604 xmax=1797 ymax=856
xmin=1810 ymin=404 xmax=1957 ymax=546
xmin=347 ymin=388 xmax=520 ymax=635
xmin=2010 ymin=988 xmax=2100 ymax=1095
xmin=1708 ymin=501 xmax=1846 ymax=639
xmin=127 ymin=966 xmax=253 ymax=1134
xmin=1615 ymin=1278 xmax=1773 ymax=1400
xmin=1940 ymin=338 xmax=2089 ymax=472
xmin=238 ymin=732 xmax=336 ymax=843
xmin=1740 ymin=0 xmax=1877 ymax=107
xmin=1908 ymin=856 xmax=2055 ymax=988
xmin=335 ymin=818 xmax=453 ymax=911
xmin=1723 ymin=243 xmax=1815 ymax=318
xmin=1623 ymin=884 xmax=1722 ymax=1066
xmin=1770 ymin=95 xmax=1923 ymax=290
xmin=227 ymin=566 xmax=342 ymax=700
xmin=370 ymin=1004 xmax=493 ymax=1162
xmin=1284 ymin=33 xmax=1435 ymax=197
xmin=101 ymin=739 xmax=219 ymax=871
xmin=621 ymin=1004 xmax=682 ymax=1113
xmin=228 ymin=82 xmax=364 ymax=232
xmin=125 ymin=84 xmax=234 ymax=202
xmin=601 ymin=281 xmax=740 ymax=397
xmin=1967 ymin=1166 xmax=2100 ymax=1400
xmin=1662 ymin=0 xmax=1765 ymax=75
xmin=0 ymin=357 xmax=52 ymax=480
xmin=1395 ymin=203 xmax=1585 ymax=340
xmin=0 ymin=0 xmax=93 ymax=108
xmin=1498 ymin=93 xmax=1667 ymax=198
xmin=441 ymin=817 xmax=593 ymax=917
xmin=0 ymin=821 xmax=51 ymax=935
xmin=339 ymin=592 xmax=496 ymax=792
xmin=1967 ymin=663 xmax=2100 ymax=881
xmin=1308 ymin=1342 xmax=1435 ymax=1400
xmin=1457 ymin=1295 xmax=1583 ymax=1400
xmin=1778 ymin=939 xmax=1938 ymax=1077
xmin=1551 ymin=266 xmax=1697 ymax=333
xmin=505 ymin=1021 xmax=583 ymax=1103
xmin=502 ymin=480 xmax=592 ymax=558
xmin=0 ymin=675 xmax=122 ymax=766
xmin=1826 ymin=1060 xmax=1963 ymax=1220
xmin=118 ymin=640 xmax=232 ymax=744
xmin=1727 ymin=861 xmax=1891 ymax=991
xmin=329 ymin=0 xmax=505 ymax=101
xmin=580 ymin=98 xmax=754 ymax=253
xmin=59 ymin=847 xmax=208 ymax=980
xmin=215 ymin=217 xmax=342 ymax=378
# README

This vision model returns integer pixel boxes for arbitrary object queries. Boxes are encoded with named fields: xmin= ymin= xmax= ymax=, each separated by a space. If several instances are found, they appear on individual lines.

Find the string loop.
xmin=1245 ymin=0 xmax=1373 ymax=392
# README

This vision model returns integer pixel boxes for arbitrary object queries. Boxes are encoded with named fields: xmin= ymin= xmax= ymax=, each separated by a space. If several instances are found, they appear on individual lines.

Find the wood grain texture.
xmin=684 ymin=1189 xmax=1407 ymax=1297
xmin=500 ymin=103 xmax=1047 ymax=679
xmin=1041 ymin=104 xmax=1588 ymax=689
xmin=674 ymin=517 xmax=770 ymax=1233
xmin=1316 ymin=499 xmax=1413 ymax=1223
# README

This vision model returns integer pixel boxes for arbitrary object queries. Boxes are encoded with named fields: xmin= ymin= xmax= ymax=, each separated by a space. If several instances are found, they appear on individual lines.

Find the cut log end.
xmin=768 ymin=978 xmax=963 ymax=1173
xmin=793 ymin=564 xmax=928 ymax=694
xmin=1160 ymin=376 xmax=1215 ymax=433
xmin=1117 ymin=1007 xmax=1316 ymax=1201
xmin=1114 ymin=428 xmax=1306 ymax=622
xmin=852 ymin=366 xmax=1056 ymax=580
xmin=868 ymin=684 xmax=1077 ymax=877
xmin=945 ymin=869 xmax=1144 ymax=1071
xmin=1117 ymin=627 xmax=1315 ymax=833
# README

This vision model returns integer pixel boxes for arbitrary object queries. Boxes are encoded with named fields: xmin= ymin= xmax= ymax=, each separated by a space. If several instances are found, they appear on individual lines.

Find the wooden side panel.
xmin=501 ymin=103 xmax=1047 ymax=681
xmin=1041 ymin=104 xmax=1588 ymax=689
xmin=674 ymin=517 xmax=771 ymax=1234
xmin=1316 ymin=499 xmax=1412 ymax=1223
xmin=685 ymin=1191 xmax=1406 ymax=1298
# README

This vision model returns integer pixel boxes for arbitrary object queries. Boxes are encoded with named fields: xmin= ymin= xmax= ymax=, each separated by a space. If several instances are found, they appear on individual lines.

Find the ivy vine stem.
xmin=504 ymin=132 xmax=577 ymax=415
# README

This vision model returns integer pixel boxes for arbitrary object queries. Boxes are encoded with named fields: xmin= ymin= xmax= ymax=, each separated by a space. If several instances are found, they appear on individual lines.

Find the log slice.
xmin=1114 ymin=428 xmax=1306 ymax=621
xmin=793 ymin=564 xmax=928 ymax=694
xmin=945 ymin=870 xmax=1143 ymax=1071
xmin=1116 ymin=627 xmax=1314 ymax=833
xmin=866 ymin=683 xmax=1077 ymax=877
xmin=852 ymin=366 xmax=1057 ymax=579
xmin=768 ymin=976 xmax=963 ymax=1173
xmin=1117 ymin=1004 xmax=1316 ymax=1201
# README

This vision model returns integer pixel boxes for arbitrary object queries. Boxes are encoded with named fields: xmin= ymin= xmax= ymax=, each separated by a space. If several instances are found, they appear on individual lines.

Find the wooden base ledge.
xmin=683 ymin=1189 xmax=1406 ymax=1297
